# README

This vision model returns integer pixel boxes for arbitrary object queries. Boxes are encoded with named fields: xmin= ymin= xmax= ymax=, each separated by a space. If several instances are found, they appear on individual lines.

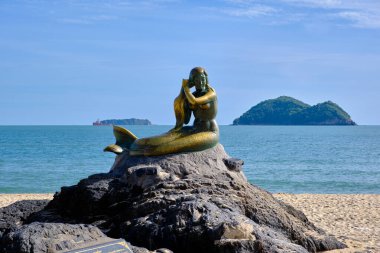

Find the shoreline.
xmin=1 ymin=193 xmax=379 ymax=252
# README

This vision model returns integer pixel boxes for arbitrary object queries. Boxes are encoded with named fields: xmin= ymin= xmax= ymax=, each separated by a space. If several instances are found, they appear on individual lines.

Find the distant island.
xmin=93 ymin=118 xmax=152 ymax=126
xmin=233 ymin=96 xmax=356 ymax=125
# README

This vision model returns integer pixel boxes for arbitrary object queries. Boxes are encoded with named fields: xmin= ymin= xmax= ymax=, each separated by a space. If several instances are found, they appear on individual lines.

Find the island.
xmin=93 ymin=118 xmax=152 ymax=126
xmin=233 ymin=96 xmax=356 ymax=125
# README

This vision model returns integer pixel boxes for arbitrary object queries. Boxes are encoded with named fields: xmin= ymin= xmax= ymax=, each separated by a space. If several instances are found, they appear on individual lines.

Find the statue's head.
xmin=189 ymin=67 xmax=208 ymax=91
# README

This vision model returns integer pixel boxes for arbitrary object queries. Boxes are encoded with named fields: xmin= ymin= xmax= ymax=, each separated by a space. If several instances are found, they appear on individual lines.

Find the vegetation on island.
xmin=93 ymin=118 xmax=152 ymax=126
xmin=233 ymin=96 xmax=356 ymax=125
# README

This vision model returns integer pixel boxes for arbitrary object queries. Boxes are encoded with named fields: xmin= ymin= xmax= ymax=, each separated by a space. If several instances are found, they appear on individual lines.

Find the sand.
xmin=0 ymin=194 xmax=54 ymax=209
xmin=275 ymin=194 xmax=380 ymax=253
xmin=1 ymin=193 xmax=379 ymax=252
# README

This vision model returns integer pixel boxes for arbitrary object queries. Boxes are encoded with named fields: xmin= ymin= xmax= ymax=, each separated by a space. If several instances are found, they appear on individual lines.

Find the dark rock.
xmin=154 ymin=249 xmax=173 ymax=253
xmin=214 ymin=239 xmax=260 ymax=253
xmin=46 ymin=173 xmax=116 ymax=219
xmin=131 ymin=246 xmax=173 ymax=253
xmin=125 ymin=165 xmax=171 ymax=190
xmin=0 ymin=193 xmax=166 ymax=253
xmin=28 ymin=144 xmax=345 ymax=253
xmin=0 ymin=200 xmax=49 ymax=239
xmin=0 ymin=222 xmax=108 ymax=253
xmin=0 ymin=221 xmax=170 ymax=253
xmin=223 ymin=158 xmax=244 ymax=172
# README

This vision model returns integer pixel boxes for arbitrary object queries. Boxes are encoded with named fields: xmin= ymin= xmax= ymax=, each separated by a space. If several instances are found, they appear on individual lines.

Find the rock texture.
xmin=0 ymin=200 xmax=49 ymax=239
xmin=0 ymin=144 xmax=345 ymax=252
xmin=1 ymin=223 xmax=109 ymax=253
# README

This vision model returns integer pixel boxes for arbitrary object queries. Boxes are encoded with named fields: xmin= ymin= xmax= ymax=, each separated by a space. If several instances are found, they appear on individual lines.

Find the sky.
xmin=1 ymin=0 xmax=380 ymax=125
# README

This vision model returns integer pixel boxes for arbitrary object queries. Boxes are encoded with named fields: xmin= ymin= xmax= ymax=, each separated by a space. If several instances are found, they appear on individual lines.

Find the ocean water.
xmin=0 ymin=125 xmax=379 ymax=194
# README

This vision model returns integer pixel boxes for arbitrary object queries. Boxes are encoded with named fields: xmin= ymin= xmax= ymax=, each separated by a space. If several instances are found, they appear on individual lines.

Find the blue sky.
xmin=1 ymin=0 xmax=380 ymax=125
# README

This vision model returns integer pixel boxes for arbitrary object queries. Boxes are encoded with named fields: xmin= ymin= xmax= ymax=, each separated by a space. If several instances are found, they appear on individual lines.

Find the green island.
xmin=93 ymin=118 xmax=152 ymax=126
xmin=233 ymin=96 xmax=356 ymax=125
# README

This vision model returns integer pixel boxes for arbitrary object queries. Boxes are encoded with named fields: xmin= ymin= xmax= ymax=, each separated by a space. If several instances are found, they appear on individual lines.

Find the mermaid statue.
xmin=104 ymin=67 xmax=219 ymax=156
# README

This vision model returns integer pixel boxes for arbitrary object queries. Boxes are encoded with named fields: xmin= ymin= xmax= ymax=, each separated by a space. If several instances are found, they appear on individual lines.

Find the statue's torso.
xmin=189 ymin=89 xmax=218 ymax=132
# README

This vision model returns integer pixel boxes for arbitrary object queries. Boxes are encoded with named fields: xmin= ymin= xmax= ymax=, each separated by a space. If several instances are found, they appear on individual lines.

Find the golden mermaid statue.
xmin=104 ymin=67 xmax=219 ymax=156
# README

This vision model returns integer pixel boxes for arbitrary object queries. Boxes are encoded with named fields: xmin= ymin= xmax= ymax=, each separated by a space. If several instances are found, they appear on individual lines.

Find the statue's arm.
xmin=182 ymin=79 xmax=216 ymax=105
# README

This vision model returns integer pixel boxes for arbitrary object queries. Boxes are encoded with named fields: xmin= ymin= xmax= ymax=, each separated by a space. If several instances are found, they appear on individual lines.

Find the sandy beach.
xmin=0 ymin=194 xmax=54 ymax=209
xmin=275 ymin=194 xmax=380 ymax=253
xmin=1 ymin=193 xmax=379 ymax=252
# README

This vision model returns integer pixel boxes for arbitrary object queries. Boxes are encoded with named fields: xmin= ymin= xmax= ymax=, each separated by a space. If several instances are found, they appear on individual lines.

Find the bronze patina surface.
xmin=104 ymin=67 xmax=219 ymax=156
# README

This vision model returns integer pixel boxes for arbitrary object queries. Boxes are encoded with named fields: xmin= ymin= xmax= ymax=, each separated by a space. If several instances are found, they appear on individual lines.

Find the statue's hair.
xmin=173 ymin=89 xmax=191 ymax=129
xmin=189 ymin=67 xmax=209 ymax=87
xmin=173 ymin=67 xmax=209 ymax=129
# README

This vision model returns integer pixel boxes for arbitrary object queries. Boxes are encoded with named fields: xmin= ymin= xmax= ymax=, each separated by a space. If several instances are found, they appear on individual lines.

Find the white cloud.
xmin=58 ymin=15 xmax=118 ymax=25
xmin=224 ymin=0 xmax=256 ymax=5
xmin=48 ymin=0 xmax=180 ymax=25
xmin=223 ymin=5 xmax=277 ymax=17
xmin=337 ymin=11 xmax=380 ymax=29
xmin=280 ymin=0 xmax=380 ymax=28
xmin=222 ymin=0 xmax=380 ymax=29
xmin=281 ymin=0 xmax=342 ymax=8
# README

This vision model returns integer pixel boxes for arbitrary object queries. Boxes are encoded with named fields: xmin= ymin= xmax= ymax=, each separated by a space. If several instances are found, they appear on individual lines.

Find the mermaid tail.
xmin=129 ymin=131 xmax=219 ymax=156
xmin=104 ymin=126 xmax=138 ymax=154
xmin=104 ymin=126 xmax=219 ymax=156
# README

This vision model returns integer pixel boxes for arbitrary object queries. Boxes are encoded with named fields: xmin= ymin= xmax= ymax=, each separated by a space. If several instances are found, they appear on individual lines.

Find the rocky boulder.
xmin=29 ymin=144 xmax=345 ymax=252
xmin=0 ymin=200 xmax=49 ymax=238
xmin=1 ymin=223 xmax=108 ymax=253
xmin=1 ymin=144 xmax=346 ymax=252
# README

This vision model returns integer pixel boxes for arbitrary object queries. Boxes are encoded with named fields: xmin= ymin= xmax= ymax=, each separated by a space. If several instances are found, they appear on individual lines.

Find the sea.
xmin=0 ymin=125 xmax=379 ymax=194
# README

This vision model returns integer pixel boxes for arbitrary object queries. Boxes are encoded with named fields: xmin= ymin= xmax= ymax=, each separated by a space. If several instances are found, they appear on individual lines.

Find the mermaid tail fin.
xmin=104 ymin=144 xmax=123 ymax=154
xmin=104 ymin=125 xmax=138 ymax=155
xmin=113 ymin=125 xmax=138 ymax=147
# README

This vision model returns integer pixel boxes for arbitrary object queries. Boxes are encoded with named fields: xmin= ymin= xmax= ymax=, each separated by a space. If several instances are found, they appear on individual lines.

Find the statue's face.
xmin=192 ymin=72 xmax=207 ymax=91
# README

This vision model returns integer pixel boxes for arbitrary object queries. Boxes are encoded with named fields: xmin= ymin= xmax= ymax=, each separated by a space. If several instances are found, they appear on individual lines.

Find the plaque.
xmin=65 ymin=238 xmax=133 ymax=253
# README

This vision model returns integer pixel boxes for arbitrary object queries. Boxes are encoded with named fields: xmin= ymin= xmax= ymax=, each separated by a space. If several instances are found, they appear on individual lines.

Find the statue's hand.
xmin=182 ymin=79 xmax=194 ymax=89
xmin=182 ymin=79 xmax=189 ymax=89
